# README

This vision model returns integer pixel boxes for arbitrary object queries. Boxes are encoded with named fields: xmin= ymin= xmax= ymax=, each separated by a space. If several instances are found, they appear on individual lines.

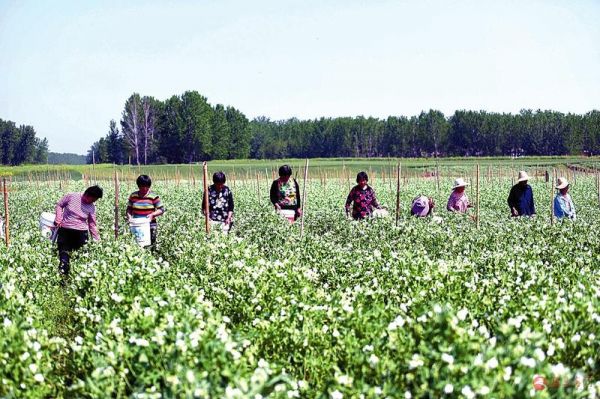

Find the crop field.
xmin=1 ymin=163 xmax=599 ymax=398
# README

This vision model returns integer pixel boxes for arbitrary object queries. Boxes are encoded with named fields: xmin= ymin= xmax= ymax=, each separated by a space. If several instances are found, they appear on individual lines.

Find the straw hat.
xmin=451 ymin=178 xmax=469 ymax=190
xmin=517 ymin=171 xmax=530 ymax=182
xmin=555 ymin=177 xmax=569 ymax=190
xmin=411 ymin=195 xmax=430 ymax=217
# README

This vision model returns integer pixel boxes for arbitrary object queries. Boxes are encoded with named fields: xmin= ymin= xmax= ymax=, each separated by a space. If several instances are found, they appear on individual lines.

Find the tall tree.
xmin=121 ymin=93 xmax=142 ymax=165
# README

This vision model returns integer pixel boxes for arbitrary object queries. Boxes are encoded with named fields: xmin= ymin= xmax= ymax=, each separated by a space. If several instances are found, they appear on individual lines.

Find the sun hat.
xmin=555 ymin=177 xmax=569 ymax=190
xmin=411 ymin=195 xmax=430 ymax=217
xmin=517 ymin=171 xmax=530 ymax=182
xmin=451 ymin=178 xmax=469 ymax=190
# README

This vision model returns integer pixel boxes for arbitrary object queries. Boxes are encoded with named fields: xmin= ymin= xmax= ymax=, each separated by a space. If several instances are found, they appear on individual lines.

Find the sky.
xmin=1 ymin=0 xmax=599 ymax=154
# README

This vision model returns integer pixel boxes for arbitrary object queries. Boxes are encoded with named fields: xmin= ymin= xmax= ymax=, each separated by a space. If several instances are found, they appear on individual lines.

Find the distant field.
xmin=1 ymin=156 xmax=599 ymax=182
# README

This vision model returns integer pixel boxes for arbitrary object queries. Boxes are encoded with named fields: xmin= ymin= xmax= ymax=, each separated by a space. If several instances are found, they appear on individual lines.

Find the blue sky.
xmin=1 ymin=0 xmax=599 ymax=154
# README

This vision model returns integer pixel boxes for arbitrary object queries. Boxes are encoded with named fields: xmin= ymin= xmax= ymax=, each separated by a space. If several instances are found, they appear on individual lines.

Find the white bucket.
xmin=210 ymin=220 xmax=231 ymax=234
xmin=279 ymin=209 xmax=296 ymax=223
xmin=129 ymin=218 xmax=151 ymax=247
xmin=372 ymin=209 xmax=389 ymax=218
xmin=39 ymin=212 xmax=56 ymax=240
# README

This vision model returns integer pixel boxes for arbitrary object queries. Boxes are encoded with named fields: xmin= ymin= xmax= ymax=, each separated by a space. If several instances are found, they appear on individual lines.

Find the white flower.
xmin=287 ymin=390 xmax=300 ymax=398
xmin=444 ymin=384 xmax=454 ymax=393
xmin=503 ymin=366 xmax=512 ymax=381
xmin=478 ymin=385 xmax=490 ymax=395
xmin=362 ymin=345 xmax=374 ymax=352
xmin=441 ymin=353 xmax=454 ymax=364
xmin=330 ymin=390 xmax=343 ymax=399
xmin=520 ymin=357 xmax=536 ymax=368
xmin=571 ymin=334 xmax=581 ymax=343
xmin=388 ymin=315 xmax=405 ymax=331
xmin=186 ymin=370 xmax=195 ymax=383
xmin=404 ymin=391 xmax=412 ymax=399
xmin=258 ymin=359 xmax=269 ymax=369
xmin=3 ymin=318 xmax=12 ymax=327
xmin=369 ymin=354 xmax=379 ymax=366
xmin=485 ymin=357 xmax=499 ymax=370
xmin=434 ymin=304 xmax=442 ymax=314
xmin=457 ymin=308 xmax=468 ymax=321
xmin=461 ymin=385 xmax=475 ymax=399
xmin=29 ymin=364 xmax=38 ymax=373
xmin=110 ymin=293 xmax=123 ymax=303
xmin=408 ymin=354 xmax=424 ymax=369
xmin=336 ymin=374 xmax=353 ymax=386
xmin=33 ymin=373 xmax=44 ymax=383
xmin=533 ymin=348 xmax=546 ymax=362
xmin=551 ymin=363 xmax=568 ymax=377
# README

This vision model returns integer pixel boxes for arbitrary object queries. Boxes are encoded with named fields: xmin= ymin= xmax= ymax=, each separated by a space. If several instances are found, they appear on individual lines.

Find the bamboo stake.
xmin=203 ymin=162 xmax=210 ymax=235
xmin=300 ymin=159 xmax=309 ymax=239
xmin=395 ymin=163 xmax=401 ymax=227
xmin=256 ymin=173 xmax=261 ymax=204
xmin=476 ymin=164 xmax=480 ymax=229
xmin=3 ymin=178 xmax=9 ymax=246
xmin=114 ymin=170 xmax=120 ymax=239
xmin=550 ymin=168 xmax=555 ymax=225
xmin=596 ymin=172 xmax=600 ymax=208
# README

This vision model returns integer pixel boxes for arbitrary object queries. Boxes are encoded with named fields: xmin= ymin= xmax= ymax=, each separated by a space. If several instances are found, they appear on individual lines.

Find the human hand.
xmin=296 ymin=208 xmax=303 ymax=217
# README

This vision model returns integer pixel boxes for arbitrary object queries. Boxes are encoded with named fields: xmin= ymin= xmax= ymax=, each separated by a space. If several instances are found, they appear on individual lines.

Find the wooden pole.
xmin=256 ymin=173 xmax=261 ymax=204
xmin=596 ymin=172 xmax=600 ymax=208
xmin=395 ymin=163 xmax=401 ymax=227
xmin=300 ymin=159 xmax=309 ymax=239
xmin=203 ymin=162 xmax=210 ymax=234
xmin=435 ymin=160 xmax=440 ymax=194
xmin=3 ymin=178 xmax=9 ymax=246
xmin=550 ymin=168 xmax=555 ymax=225
xmin=476 ymin=164 xmax=480 ymax=229
xmin=114 ymin=170 xmax=120 ymax=239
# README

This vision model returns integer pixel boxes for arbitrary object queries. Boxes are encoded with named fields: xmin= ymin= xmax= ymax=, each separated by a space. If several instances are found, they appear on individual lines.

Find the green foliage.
xmin=0 ymin=118 xmax=48 ymax=166
xmin=1 ymin=173 xmax=599 ymax=397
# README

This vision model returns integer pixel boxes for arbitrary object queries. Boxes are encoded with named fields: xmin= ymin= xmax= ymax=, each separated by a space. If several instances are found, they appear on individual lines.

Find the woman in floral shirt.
xmin=345 ymin=171 xmax=382 ymax=220
xmin=270 ymin=165 xmax=302 ymax=221
xmin=202 ymin=172 xmax=234 ymax=231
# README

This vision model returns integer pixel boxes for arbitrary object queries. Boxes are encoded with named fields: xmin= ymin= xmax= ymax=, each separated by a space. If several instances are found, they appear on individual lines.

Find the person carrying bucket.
xmin=345 ymin=171 xmax=383 ymax=220
xmin=127 ymin=175 xmax=165 ymax=248
xmin=202 ymin=171 xmax=234 ymax=232
xmin=270 ymin=165 xmax=302 ymax=222
xmin=54 ymin=185 xmax=103 ymax=278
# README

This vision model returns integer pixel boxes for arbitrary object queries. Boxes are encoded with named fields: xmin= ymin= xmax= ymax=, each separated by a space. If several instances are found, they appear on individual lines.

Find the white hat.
xmin=517 ymin=171 xmax=530 ymax=182
xmin=555 ymin=177 xmax=569 ymax=189
xmin=451 ymin=178 xmax=469 ymax=190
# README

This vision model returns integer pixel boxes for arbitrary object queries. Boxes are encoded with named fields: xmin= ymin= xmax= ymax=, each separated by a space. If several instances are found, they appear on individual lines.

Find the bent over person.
xmin=202 ymin=171 xmax=234 ymax=232
xmin=127 ymin=175 xmax=165 ymax=248
xmin=54 ymin=185 xmax=103 ymax=277
xmin=345 ymin=171 xmax=382 ymax=220
xmin=270 ymin=165 xmax=302 ymax=221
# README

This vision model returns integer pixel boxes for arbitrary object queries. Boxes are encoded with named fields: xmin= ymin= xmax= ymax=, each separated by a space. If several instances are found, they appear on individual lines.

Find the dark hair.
xmin=84 ymin=185 xmax=103 ymax=199
xmin=356 ymin=171 xmax=369 ymax=183
xmin=279 ymin=165 xmax=292 ymax=177
xmin=213 ymin=171 xmax=226 ymax=184
xmin=136 ymin=175 xmax=152 ymax=188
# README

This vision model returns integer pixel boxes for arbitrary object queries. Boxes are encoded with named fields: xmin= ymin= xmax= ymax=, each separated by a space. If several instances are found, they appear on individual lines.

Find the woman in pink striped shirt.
xmin=54 ymin=185 xmax=103 ymax=278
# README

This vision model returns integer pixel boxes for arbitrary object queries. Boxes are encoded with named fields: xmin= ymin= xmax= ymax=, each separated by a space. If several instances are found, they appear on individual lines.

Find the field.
xmin=1 ymin=158 xmax=599 ymax=398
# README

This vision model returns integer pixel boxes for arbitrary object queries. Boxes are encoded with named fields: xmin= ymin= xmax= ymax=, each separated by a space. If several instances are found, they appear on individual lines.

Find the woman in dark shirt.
xmin=202 ymin=172 xmax=234 ymax=231
xmin=508 ymin=171 xmax=536 ymax=217
xmin=345 ymin=171 xmax=382 ymax=220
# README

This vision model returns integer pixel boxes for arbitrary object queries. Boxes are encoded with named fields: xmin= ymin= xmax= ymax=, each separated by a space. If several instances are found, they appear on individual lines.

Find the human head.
xmin=279 ymin=165 xmax=292 ymax=182
xmin=517 ymin=171 xmax=529 ymax=186
xmin=136 ymin=175 xmax=152 ymax=195
xmin=356 ymin=171 xmax=369 ymax=188
xmin=411 ymin=195 xmax=430 ymax=217
xmin=213 ymin=171 xmax=226 ymax=190
xmin=556 ymin=177 xmax=569 ymax=195
xmin=83 ymin=185 xmax=103 ymax=204
xmin=452 ymin=178 xmax=468 ymax=194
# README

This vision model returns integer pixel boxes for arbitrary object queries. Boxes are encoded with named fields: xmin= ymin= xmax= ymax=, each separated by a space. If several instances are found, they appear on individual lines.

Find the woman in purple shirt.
xmin=54 ymin=185 xmax=103 ymax=278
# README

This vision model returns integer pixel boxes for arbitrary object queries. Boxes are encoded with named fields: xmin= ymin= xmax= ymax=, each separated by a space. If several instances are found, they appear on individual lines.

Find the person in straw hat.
xmin=554 ymin=177 xmax=576 ymax=220
xmin=411 ymin=195 xmax=435 ymax=217
xmin=447 ymin=177 xmax=471 ymax=214
xmin=507 ymin=171 xmax=536 ymax=217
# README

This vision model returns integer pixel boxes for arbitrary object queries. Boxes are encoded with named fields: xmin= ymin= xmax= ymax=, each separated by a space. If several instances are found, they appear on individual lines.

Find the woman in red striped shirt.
xmin=127 ymin=175 xmax=165 ymax=248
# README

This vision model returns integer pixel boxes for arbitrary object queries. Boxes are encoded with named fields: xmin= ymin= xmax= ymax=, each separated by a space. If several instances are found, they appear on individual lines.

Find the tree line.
xmin=88 ymin=92 xmax=600 ymax=163
xmin=88 ymin=91 xmax=251 ymax=164
xmin=0 ymin=118 xmax=48 ymax=165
